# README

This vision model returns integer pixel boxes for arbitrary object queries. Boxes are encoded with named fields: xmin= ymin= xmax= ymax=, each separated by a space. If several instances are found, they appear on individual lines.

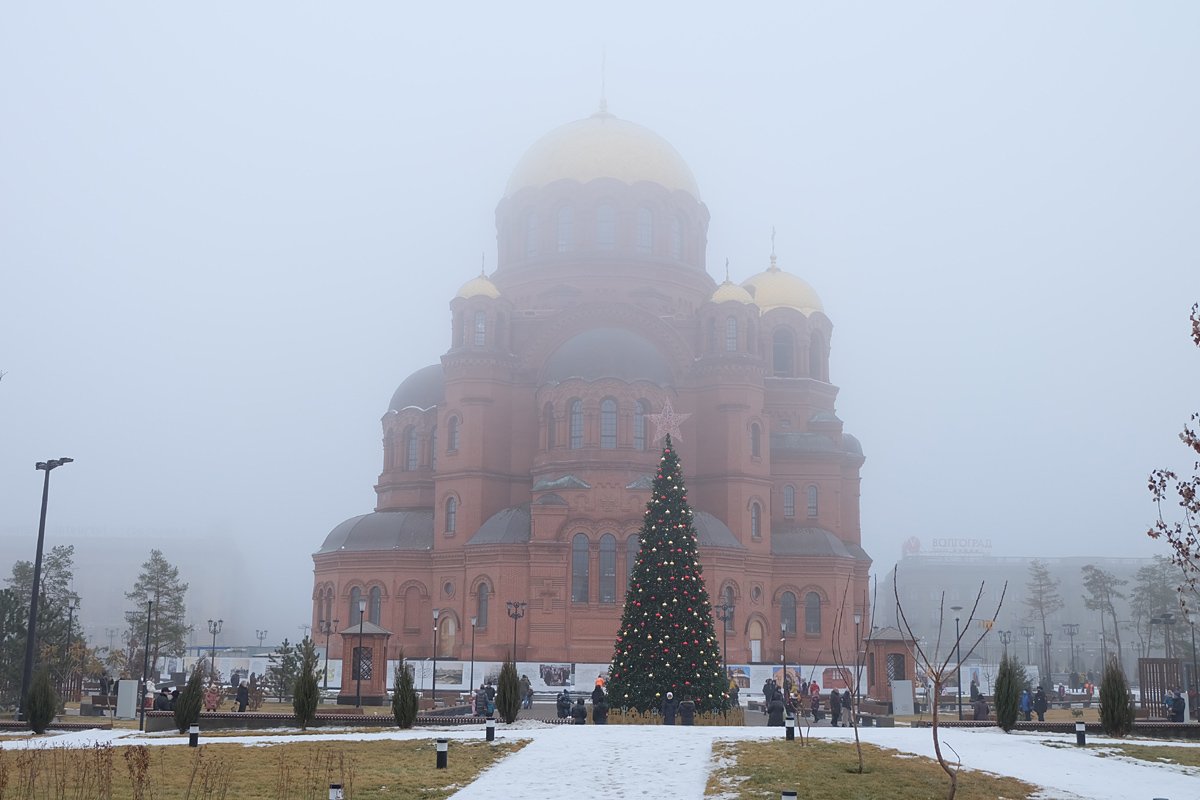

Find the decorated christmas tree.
xmin=607 ymin=435 xmax=729 ymax=713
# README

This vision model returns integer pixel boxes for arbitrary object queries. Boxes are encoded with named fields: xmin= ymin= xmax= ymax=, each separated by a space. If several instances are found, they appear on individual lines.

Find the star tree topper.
xmin=646 ymin=400 xmax=692 ymax=443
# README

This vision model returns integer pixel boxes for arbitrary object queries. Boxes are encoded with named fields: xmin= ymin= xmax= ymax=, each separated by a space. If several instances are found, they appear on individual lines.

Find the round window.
xmin=751 ymin=586 xmax=763 ymax=603
xmin=443 ymin=581 xmax=454 ymax=598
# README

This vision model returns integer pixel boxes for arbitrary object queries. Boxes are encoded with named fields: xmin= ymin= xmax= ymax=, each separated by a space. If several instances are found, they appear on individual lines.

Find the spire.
xmin=599 ymin=48 xmax=608 ymax=114
xmin=724 ymin=257 xmax=731 ymax=283
xmin=769 ymin=225 xmax=779 ymax=272
xmin=480 ymin=251 xmax=486 ymax=277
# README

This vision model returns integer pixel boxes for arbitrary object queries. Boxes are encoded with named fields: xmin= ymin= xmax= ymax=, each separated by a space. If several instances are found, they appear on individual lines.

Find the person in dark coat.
xmin=555 ymin=690 xmax=571 ymax=718
xmin=475 ymin=689 xmax=489 ymax=716
xmin=570 ymin=698 xmax=588 ymax=724
xmin=153 ymin=689 xmax=171 ymax=711
xmin=235 ymin=682 xmax=249 ymax=712
xmin=519 ymin=675 xmax=533 ymax=709
xmin=972 ymin=697 xmax=990 ymax=720
xmin=809 ymin=692 xmax=823 ymax=722
xmin=592 ymin=683 xmax=606 ymax=705
xmin=1033 ymin=687 xmax=1048 ymax=722
xmin=766 ymin=693 xmax=786 ymax=726
xmin=678 ymin=696 xmax=696 ymax=725
xmin=829 ymin=689 xmax=842 ymax=727
xmin=662 ymin=691 xmax=679 ymax=725
xmin=592 ymin=697 xmax=609 ymax=724
xmin=842 ymin=689 xmax=852 ymax=721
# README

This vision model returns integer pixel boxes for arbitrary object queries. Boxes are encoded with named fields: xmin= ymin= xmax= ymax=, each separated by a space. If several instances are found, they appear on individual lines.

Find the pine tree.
xmin=496 ymin=660 xmax=521 ymax=724
xmin=123 ymin=550 xmax=191 ymax=675
xmin=391 ymin=651 xmax=417 ymax=728
xmin=292 ymin=637 xmax=320 ymax=730
xmin=608 ymin=436 xmax=728 ymax=714
xmin=1099 ymin=656 xmax=1134 ymax=737
xmin=27 ymin=667 xmax=59 ymax=734
xmin=266 ymin=639 xmax=299 ymax=701
xmin=174 ymin=663 xmax=205 ymax=733
xmin=994 ymin=654 xmax=1020 ymax=731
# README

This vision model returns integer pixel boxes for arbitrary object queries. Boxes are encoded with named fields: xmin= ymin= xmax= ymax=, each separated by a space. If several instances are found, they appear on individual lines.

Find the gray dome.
xmin=771 ymin=526 xmax=870 ymax=560
xmin=842 ymin=433 xmax=863 ymax=456
xmin=468 ymin=504 xmax=531 ymax=545
xmin=543 ymin=328 xmax=673 ymax=385
xmin=694 ymin=511 xmax=744 ymax=549
xmin=389 ymin=365 xmax=444 ymax=412
xmin=317 ymin=511 xmax=434 ymax=554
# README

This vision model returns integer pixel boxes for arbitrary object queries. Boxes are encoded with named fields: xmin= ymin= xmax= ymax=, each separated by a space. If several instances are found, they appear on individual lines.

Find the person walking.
xmin=519 ymin=674 xmax=532 ymax=710
xmin=236 ymin=682 xmax=249 ymax=713
xmin=1033 ymin=687 xmax=1048 ymax=722
xmin=593 ymin=696 xmax=609 ymax=724
xmin=661 ymin=691 xmax=679 ymax=725
xmin=1019 ymin=688 xmax=1032 ymax=722
xmin=829 ymin=689 xmax=842 ymax=727
xmin=678 ymin=696 xmax=696 ymax=725
xmin=556 ymin=689 xmax=571 ymax=719
xmin=766 ymin=692 xmax=786 ymax=726
xmin=570 ymin=697 xmax=588 ymax=724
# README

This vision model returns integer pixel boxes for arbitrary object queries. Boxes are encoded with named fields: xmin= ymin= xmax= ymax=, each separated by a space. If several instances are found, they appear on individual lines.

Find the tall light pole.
xmin=1020 ymin=625 xmax=1035 ymax=667
xmin=1150 ymin=613 xmax=1177 ymax=659
xmin=998 ymin=630 xmax=1012 ymax=661
xmin=319 ymin=618 xmax=338 ymax=693
xmin=18 ymin=457 xmax=73 ymax=722
xmin=256 ymin=629 xmax=268 ymax=649
xmin=780 ymin=621 xmax=788 ymax=696
xmin=207 ymin=619 xmax=223 ymax=678
xmin=469 ymin=616 xmax=478 ymax=696
xmin=950 ymin=605 xmax=963 ymax=721
xmin=1043 ymin=632 xmax=1053 ymax=690
xmin=65 ymin=598 xmax=78 ymax=701
xmin=506 ymin=601 xmax=527 ymax=660
xmin=853 ymin=610 xmax=863 ymax=700
xmin=356 ymin=599 xmax=367 ymax=708
xmin=139 ymin=600 xmax=152 ymax=732
xmin=715 ymin=601 xmax=734 ymax=688
xmin=1063 ymin=623 xmax=1080 ymax=687
xmin=431 ymin=608 xmax=440 ymax=709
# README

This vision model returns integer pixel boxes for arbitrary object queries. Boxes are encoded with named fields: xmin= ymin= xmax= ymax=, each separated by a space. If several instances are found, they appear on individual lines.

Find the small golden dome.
xmin=710 ymin=280 xmax=755 ymax=305
xmin=455 ymin=273 xmax=500 ymax=300
xmin=505 ymin=111 xmax=701 ymax=199
xmin=741 ymin=258 xmax=823 ymax=315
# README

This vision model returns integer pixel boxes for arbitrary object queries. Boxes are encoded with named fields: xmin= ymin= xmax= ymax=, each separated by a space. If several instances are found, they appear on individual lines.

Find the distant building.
xmin=311 ymin=107 xmax=873 ymax=702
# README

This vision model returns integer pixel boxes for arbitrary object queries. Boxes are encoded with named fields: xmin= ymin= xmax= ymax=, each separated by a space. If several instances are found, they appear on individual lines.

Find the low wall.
xmin=0 ymin=720 xmax=114 ymax=732
xmin=144 ymin=706 xmax=491 ymax=733
xmin=915 ymin=719 xmax=1200 ymax=740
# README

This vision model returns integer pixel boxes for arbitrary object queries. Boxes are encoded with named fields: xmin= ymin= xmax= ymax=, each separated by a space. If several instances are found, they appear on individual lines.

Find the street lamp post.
xmin=256 ymin=629 xmax=268 ymax=649
xmin=1063 ymin=623 xmax=1080 ymax=687
xmin=506 ymin=601 xmax=527 ymax=660
xmin=356 ymin=599 xmax=367 ymax=708
xmin=999 ymin=630 xmax=1012 ymax=660
xmin=1020 ymin=625 xmax=1035 ymax=667
xmin=469 ymin=616 xmax=478 ymax=697
xmin=853 ymin=610 xmax=863 ymax=700
xmin=715 ymin=602 xmax=734 ymax=688
xmin=65 ymin=598 xmax=78 ymax=700
xmin=319 ymin=618 xmax=338 ymax=693
xmin=1150 ymin=613 xmax=1177 ymax=659
xmin=950 ymin=606 xmax=963 ymax=721
xmin=207 ymin=619 xmax=223 ymax=678
xmin=780 ymin=622 xmax=788 ymax=696
xmin=1043 ymin=632 xmax=1053 ymax=689
xmin=18 ymin=457 xmax=73 ymax=722
xmin=431 ymin=608 xmax=440 ymax=709
xmin=139 ymin=600 xmax=152 ymax=732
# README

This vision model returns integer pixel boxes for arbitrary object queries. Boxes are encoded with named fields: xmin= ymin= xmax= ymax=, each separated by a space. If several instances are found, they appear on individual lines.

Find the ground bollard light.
xmin=782 ymin=792 xmax=797 ymax=800
xmin=436 ymin=738 xmax=449 ymax=769
xmin=329 ymin=784 xmax=344 ymax=800
xmin=1075 ymin=721 xmax=1086 ymax=746
xmin=188 ymin=724 xmax=199 ymax=748
xmin=785 ymin=714 xmax=795 ymax=741
xmin=486 ymin=715 xmax=496 ymax=742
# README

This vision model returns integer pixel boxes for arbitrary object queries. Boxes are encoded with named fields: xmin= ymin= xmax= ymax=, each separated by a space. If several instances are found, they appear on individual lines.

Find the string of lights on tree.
xmin=606 ymin=435 xmax=729 ymax=712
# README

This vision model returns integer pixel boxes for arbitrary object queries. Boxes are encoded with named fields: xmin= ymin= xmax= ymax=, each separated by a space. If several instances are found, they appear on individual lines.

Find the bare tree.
xmin=830 ymin=575 xmax=876 ymax=774
xmin=894 ymin=569 xmax=1007 ymax=800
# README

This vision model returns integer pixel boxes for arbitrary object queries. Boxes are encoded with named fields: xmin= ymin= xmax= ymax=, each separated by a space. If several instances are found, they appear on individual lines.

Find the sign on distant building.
xmin=901 ymin=536 xmax=993 ymax=557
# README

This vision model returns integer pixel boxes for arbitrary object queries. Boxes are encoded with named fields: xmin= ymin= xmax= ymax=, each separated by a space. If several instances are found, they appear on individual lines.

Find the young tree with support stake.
xmin=829 ymin=575 xmax=876 ymax=772
xmin=607 ymin=435 xmax=728 ymax=714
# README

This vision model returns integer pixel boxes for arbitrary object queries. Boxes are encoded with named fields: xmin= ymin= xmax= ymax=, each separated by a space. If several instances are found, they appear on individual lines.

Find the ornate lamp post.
xmin=469 ymin=616 xmax=478 ymax=697
xmin=1020 ymin=625 xmax=1035 ymax=666
xmin=139 ymin=600 xmax=152 ymax=732
xmin=780 ymin=621 xmax=788 ymax=695
xmin=950 ymin=605 xmax=964 ymax=721
xmin=256 ymin=629 xmax=268 ymax=649
xmin=18 ymin=457 xmax=73 ymax=722
xmin=506 ymin=601 xmax=527 ymax=660
xmin=998 ymin=630 xmax=1012 ymax=660
xmin=715 ymin=601 xmax=734 ymax=686
xmin=65 ymin=598 xmax=78 ymax=699
xmin=355 ymin=599 xmax=367 ymax=708
xmin=1043 ymin=632 xmax=1053 ymax=689
xmin=431 ymin=608 xmax=440 ymax=709
xmin=319 ymin=618 xmax=338 ymax=693
xmin=1063 ymin=623 xmax=1080 ymax=687
xmin=207 ymin=619 xmax=223 ymax=677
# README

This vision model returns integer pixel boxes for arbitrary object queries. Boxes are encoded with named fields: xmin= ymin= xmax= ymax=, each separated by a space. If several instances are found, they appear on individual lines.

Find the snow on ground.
xmin=4 ymin=723 xmax=1198 ymax=799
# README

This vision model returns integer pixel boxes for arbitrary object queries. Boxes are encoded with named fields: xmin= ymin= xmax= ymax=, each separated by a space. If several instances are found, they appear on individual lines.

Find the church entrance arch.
xmin=748 ymin=619 xmax=764 ymax=663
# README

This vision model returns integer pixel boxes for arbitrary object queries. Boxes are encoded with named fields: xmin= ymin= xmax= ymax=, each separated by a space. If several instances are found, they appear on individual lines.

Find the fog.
xmin=2 ymin=3 xmax=1197 ymax=650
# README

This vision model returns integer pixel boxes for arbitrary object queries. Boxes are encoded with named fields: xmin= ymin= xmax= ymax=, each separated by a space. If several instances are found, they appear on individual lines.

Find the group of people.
xmin=660 ymin=691 xmax=696 ymax=725
xmin=151 ymin=681 xmax=251 ymax=712
xmin=1163 ymin=688 xmax=1188 ymax=722
xmin=553 ymin=679 xmax=610 ymax=724
xmin=761 ymin=677 xmax=853 ymax=727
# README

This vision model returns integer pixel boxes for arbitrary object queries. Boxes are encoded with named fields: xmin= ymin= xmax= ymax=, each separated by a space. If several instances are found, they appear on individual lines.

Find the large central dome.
xmin=504 ymin=110 xmax=701 ymax=199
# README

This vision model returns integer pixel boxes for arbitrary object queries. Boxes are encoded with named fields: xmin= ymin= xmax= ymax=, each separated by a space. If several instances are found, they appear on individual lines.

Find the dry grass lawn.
xmin=1098 ymin=743 xmax=1200 ymax=769
xmin=706 ymin=739 xmax=1036 ymax=800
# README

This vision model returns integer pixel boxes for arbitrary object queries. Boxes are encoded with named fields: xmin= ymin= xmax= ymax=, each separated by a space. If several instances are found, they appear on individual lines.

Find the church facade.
xmin=312 ymin=107 xmax=872 ymax=702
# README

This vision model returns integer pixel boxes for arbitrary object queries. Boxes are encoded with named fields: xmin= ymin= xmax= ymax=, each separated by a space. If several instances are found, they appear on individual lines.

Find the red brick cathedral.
xmin=312 ymin=107 xmax=871 ymax=697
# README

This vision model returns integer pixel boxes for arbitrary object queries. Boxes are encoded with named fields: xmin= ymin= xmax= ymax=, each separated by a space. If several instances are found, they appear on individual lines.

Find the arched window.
xmin=596 ymin=204 xmax=616 ymax=250
xmin=369 ymin=586 xmax=382 ymax=624
xmin=525 ymin=212 xmax=538 ymax=257
xmin=447 ymin=416 xmax=460 ymax=452
xmin=569 ymin=399 xmax=583 ymax=449
xmin=783 ymin=485 xmax=796 ymax=518
xmin=670 ymin=216 xmax=683 ymax=259
xmin=809 ymin=331 xmax=826 ymax=381
xmin=403 ymin=585 xmax=420 ymax=631
xmin=750 ymin=423 xmax=761 ymax=458
xmin=600 ymin=398 xmax=617 ymax=449
xmin=633 ymin=399 xmax=650 ymax=450
xmin=544 ymin=403 xmax=556 ymax=449
xmin=571 ymin=533 xmax=589 ymax=602
xmin=599 ymin=533 xmax=617 ymax=603
xmin=404 ymin=427 xmax=418 ymax=471
xmin=750 ymin=502 xmax=762 ymax=539
xmin=721 ymin=585 xmax=735 ymax=632
xmin=349 ymin=587 xmax=363 ymax=625
xmin=429 ymin=425 xmax=437 ymax=471
xmin=626 ymin=534 xmax=640 ymax=583
xmin=556 ymin=206 xmax=572 ymax=253
xmin=473 ymin=311 xmax=486 ymax=347
xmin=805 ymin=592 xmax=822 ymax=634
xmin=781 ymin=591 xmax=797 ymax=635
xmin=725 ymin=316 xmax=738 ymax=352
xmin=476 ymin=582 xmax=490 ymax=628
xmin=636 ymin=207 xmax=654 ymax=254
xmin=445 ymin=497 xmax=457 ymax=534
xmin=806 ymin=485 xmax=819 ymax=518
xmin=773 ymin=329 xmax=794 ymax=377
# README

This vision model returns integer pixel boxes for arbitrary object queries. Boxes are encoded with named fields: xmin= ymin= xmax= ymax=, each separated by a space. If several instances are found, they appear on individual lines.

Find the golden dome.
xmin=741 ymin=258 xmax=823 ymax=315
xmin=504 ymin=111 xmax=701 ymax=199
xmin=455 ymin=273 xmax=500 ymax=300
xmin=710 ymin=280 xmax=755 ymax=305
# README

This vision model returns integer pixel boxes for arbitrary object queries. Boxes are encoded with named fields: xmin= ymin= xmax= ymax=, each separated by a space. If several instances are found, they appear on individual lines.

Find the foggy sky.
xmin=2 ymin=2 xmax=1197 ymax=649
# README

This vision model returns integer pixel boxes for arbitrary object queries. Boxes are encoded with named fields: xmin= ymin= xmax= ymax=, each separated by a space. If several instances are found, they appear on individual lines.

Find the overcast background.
xmin=2 ymin=2 xmax=1197 ymax=650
